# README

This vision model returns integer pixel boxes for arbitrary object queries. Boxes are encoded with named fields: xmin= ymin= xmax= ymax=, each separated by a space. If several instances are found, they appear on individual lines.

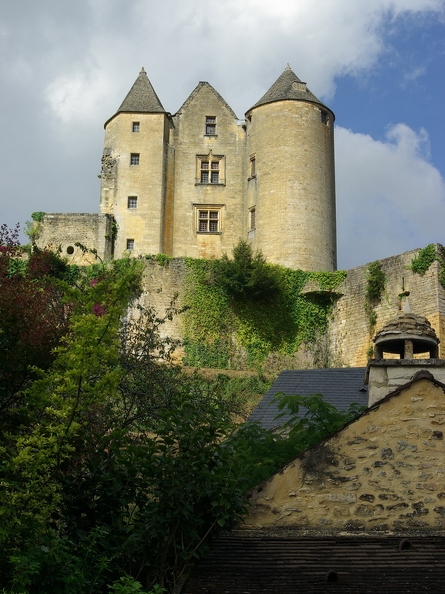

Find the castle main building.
xmin=38 ymin=66 xmax=337 ymax=271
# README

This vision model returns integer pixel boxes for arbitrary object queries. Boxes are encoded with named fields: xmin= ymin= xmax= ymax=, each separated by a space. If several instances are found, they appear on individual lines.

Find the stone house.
xmin=179 ymin=315 xmax=445 ymax=592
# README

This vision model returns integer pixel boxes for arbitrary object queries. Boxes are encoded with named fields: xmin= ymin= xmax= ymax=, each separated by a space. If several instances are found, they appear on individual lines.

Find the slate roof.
xmin=179 ymin=533 xmax=445 ymax=593
xmin=249 ymin=368 xmax=368 ymax=430
xmin=248 ymin=64 xmax=333 ymax=117
xmin=106 ymin=68 xmax=165 ymax=126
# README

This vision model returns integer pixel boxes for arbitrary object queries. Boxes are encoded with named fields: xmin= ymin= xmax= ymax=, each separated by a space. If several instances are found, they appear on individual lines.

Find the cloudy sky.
xmin=1 ymin=0 xmax=444 ymax=269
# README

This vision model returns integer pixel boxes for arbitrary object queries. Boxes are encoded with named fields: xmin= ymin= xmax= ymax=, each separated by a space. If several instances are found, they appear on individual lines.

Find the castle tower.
xmin=99 ymin=68 xmax=172 ymax=256
xmin=246 ymin=65 xmax=337 ymax=271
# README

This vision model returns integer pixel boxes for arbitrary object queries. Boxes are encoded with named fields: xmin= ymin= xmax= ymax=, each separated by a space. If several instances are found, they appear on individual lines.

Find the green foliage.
xmin=225 ymin=393 xmax=366 ymax=489
xmin=410 ymin=244 xmax=445 ymax=289
xmin=145 ymin=253 xmax=173 ymax=267
xmin=183 ymin=252 xmax=346 ymax=370
xmin=365 ymin=261 xmax=386 ymax=302
xmin=31 ymin=211 xmax=46 ymax=222
xmin=214 ymin=240 xmax=282 ymax=301
xmin=411 ymin=244 xmax=436 ymax=275
xmin=24 ymin=212 xmax=46 ymax=243
xmin=364 ymin=261 xmax=385 ymax=334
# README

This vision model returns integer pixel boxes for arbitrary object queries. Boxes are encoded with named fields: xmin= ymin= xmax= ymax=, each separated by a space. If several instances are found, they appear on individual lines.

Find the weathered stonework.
xmin=35 ymin=213 xmax=114 ymax=265
xmin=37 ymin=65 xmax=336 ymax=272
xmin=244 ymin=374 xmax=445 ymax=532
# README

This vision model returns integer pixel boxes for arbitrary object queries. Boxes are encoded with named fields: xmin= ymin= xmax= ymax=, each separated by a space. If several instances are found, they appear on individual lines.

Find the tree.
xmin=214 ymin=240 xmax=282 ymax=301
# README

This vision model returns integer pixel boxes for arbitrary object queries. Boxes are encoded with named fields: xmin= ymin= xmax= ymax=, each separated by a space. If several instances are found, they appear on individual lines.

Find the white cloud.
xmin=335 ymin=123 xmax=445 ymax=268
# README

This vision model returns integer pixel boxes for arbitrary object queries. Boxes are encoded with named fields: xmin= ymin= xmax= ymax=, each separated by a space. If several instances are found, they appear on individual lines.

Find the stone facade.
xmin=122 ymin=245 xmax=445 ymax=369
xmin=37 ymin=65 xmax=336 ymax=271
xmin=244 ymin=371 xmax=445 ymax=532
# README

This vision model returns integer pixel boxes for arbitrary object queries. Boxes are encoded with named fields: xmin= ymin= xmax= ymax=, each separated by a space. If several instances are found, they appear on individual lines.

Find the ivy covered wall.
xmin=181 ymin=258 xmax=346 ymax=370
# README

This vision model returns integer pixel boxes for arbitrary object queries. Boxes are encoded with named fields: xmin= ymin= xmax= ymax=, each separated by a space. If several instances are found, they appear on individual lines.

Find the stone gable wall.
xmin=244 ymin=378 xmax=445 ymax=532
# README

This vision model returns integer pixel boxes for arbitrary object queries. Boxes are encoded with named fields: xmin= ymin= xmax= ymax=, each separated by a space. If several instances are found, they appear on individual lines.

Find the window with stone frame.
xmin=127 ymin=196 xmax=138 ymax=209
xmin=132 ymin=122 xmax=140 ymax=132
xmin=197 ymin=154 xmax=225 ymax=185
xmin=126 ymin=238 xmax=135 ymax=250
xmin=196 ymin=206 xmax=222 ymax=233
xmin=205 ymin=116 xmax=216 ymax=135
xmin=130 ymin=153 xmax=140 ymax=165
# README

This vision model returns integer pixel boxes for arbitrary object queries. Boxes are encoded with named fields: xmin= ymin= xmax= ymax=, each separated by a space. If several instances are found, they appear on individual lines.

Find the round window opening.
xmin=66 ymin=246 xmax=75 ymax=255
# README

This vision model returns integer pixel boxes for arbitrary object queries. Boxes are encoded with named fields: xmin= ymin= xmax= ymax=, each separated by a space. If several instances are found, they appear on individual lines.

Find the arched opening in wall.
xmin=399 ymin=539 xmax=413 ymax=551
xmin=325 ymin=570 xmax=339 ymax=583
xmin=66 ymin=246 xmax=75 ymax=255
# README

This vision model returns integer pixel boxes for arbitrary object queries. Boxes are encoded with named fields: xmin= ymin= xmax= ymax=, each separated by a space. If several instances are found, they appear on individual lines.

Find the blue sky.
xmin=0 ymin=0 xmax=444 ymax=269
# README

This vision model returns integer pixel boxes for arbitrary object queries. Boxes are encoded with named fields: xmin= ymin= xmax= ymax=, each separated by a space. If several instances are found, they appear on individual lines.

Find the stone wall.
xmin=244 ymin=375 xmax=445 ymax=532
xmin=127 ymin=247 xmax=445 ymax=369
xmin=36 ymin=213 xmax=113 ymax=265
xmin=328 ymin=246 xmax=445 ymax=367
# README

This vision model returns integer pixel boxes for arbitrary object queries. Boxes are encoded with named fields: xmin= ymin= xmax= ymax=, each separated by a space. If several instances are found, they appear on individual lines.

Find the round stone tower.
xmin=245 ymin=65 xmax=337 ymax=271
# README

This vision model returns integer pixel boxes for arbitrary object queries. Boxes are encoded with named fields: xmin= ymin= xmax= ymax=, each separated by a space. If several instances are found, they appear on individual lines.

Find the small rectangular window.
xmin=205 ymin=116 xmax=216 ymax=135
xmin=126 ymin=239 xmax=135 ymax=250
xmin=197 ymin=209 xmax=220 ymax=233
xmin=250 ymin=208 xmax=256 ymax=230
xmin=130 ymin=153 xmax=140 ymax=165
xmin=132 ymin=122 xmax=140 ymax=132
xmin=320 ymin=110 xmax=328 ymax=125
xmin=127 ymin=196 xmax=138 ymax=209
xmin=250 ymin=156 xmax=256 ymax=178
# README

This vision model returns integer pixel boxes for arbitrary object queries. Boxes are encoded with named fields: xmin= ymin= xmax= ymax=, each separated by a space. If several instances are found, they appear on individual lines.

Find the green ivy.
xmin=182 ymin=258 xmax=346 ymax=370
xmin=411 ymin=244 xmax=436 ymax=275
xmin=410 ymin=244 xmax=445 ymax=289
xmin=365 ymin=261 xmax=386 ymax=302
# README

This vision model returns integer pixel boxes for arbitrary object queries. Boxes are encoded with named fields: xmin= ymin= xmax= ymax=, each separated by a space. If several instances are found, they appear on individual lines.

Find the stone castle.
xmin=37 ymin=65 xmax=336 ymax=271
xmin=35 ymin=67 xmax=445 ymax=367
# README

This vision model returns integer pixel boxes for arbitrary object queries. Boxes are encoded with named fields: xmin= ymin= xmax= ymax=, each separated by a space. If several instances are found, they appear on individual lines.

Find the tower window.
xmin=320 ymin=110 xmax=329 ymax=125
xmin=130 ymin=153 xmax=140 ymax=165
xmin=126 ymin=239 xmax=135 ymax=250
xmin=197 ymin=154 xmax=225 ymax=184
xmin=205 ymin=116 xmax=216 ymax=135
xmin=132 ymin=122 xmax=140 ymax=132
xmin=127 ymin=196 xmax=138 ymax=209
xmin=250 ymin=207 xmax=256 ymax=230
xmin=198 ymin=209 xmax=220 ymax=233
xmin=250 ymin=155 xmax=256 ymax=178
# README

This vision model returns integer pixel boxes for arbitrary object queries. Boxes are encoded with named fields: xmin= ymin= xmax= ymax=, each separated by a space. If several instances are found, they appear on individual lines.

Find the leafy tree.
xmin=215 ymin=240 xmax=282 ymax=301
xmin=0 ymin=226 xmax=365 ymax=593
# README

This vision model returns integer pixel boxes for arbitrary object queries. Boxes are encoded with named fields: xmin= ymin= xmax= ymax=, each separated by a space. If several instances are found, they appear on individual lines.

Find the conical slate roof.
xmin=248 ymin=64 xmax=332 ymax=116
xmin=115 ymin=68 xmax=165 ymax=114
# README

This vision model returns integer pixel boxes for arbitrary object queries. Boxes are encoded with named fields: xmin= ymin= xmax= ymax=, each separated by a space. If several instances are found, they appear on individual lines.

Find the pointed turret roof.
xmin=105 ymin=68 xmax=165 ymax=126
xmin=118 ymin=67 xmax=165 ymax=113
xmin=247 ymin=64 xmax=333 ymax=117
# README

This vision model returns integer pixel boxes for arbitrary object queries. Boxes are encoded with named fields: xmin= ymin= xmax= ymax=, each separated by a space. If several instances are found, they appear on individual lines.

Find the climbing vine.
xmin=364 ymin=261 xmax=386 ymax=334
xmin=182 ymin=257 xmax=346 ymax=370
xmin=411 ymin=244 xmax=445 ymax=289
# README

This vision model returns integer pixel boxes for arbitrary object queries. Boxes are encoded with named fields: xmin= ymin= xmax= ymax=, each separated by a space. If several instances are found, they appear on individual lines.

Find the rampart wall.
xmin=134 ymin=246 xmax=445 ymax=369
